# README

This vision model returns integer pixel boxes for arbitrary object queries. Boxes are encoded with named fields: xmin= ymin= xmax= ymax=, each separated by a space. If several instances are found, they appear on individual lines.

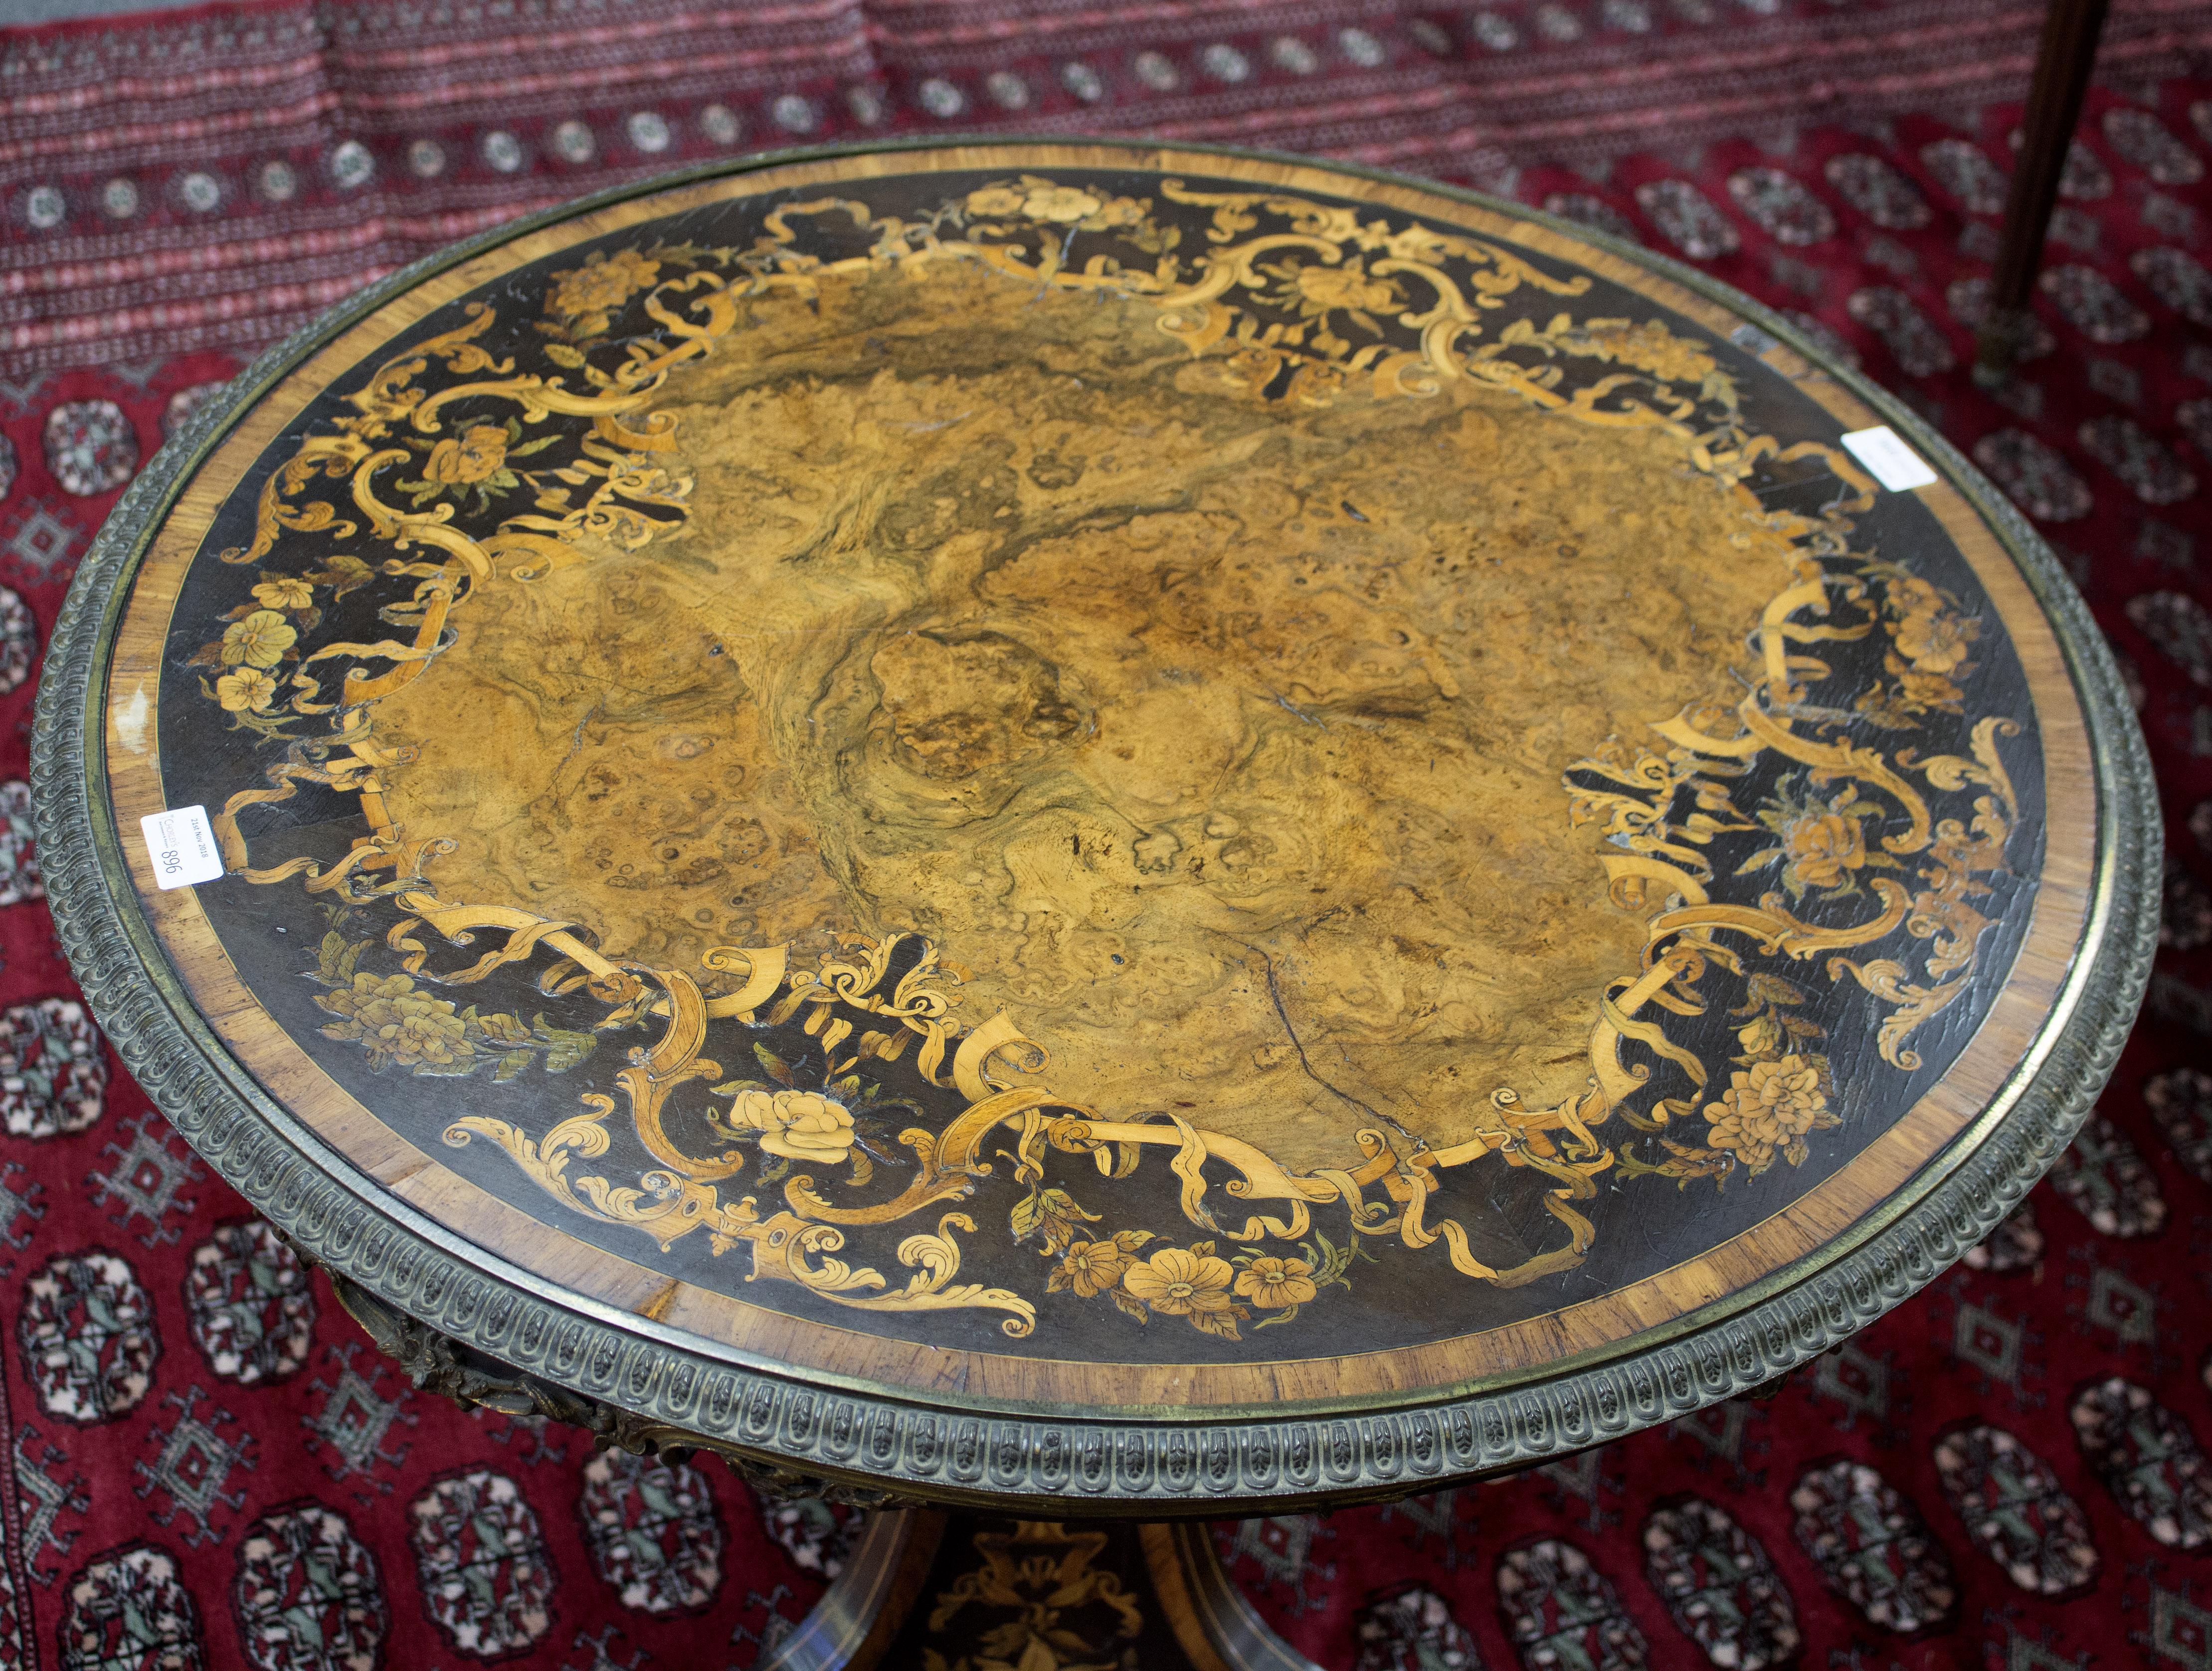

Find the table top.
xmin=35 ymin=140 xmax=2155 ymax=1513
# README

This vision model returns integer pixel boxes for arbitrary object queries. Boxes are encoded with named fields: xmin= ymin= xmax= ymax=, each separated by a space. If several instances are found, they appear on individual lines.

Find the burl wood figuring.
xmin=35 ymin=146 xmax=2155 ymax=1540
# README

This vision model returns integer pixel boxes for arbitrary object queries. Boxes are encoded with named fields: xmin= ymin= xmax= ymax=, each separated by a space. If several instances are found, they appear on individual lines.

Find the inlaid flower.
xmin=1895 ymin=668 xmax=1964 ymax=711
xmin=221 ymin=610 xmax=296 ymax=668
xmin=1734 ymin=1009 xmax=1783 ymax=1059
xmin=1575 ymin=319 xmax=1717 ymax=386
xmin=1056 ymin=1238 xmax=1133 ymax=1299
xmin=250 ymin=576 xmax=315 ymax=610
xmin=1742 ymin=780 xmax=1894 ymax=899
xmin=723 ymin=1088 xmax=855 ymax=1164
xmin=1704 ymin=1055 xmax=1831 ymax=1173
xmin=1234 ymin=1256 xmax=1317 ymax=1310
xmin=424 ymin=424 xmax=509 ymax=485
xmin=1895 ymin=604 xmax=1980 ymax=674
xmin=1083 ymin=194 xmax=1146 ymax=228
xmin=1285 ymin=257 xmax=1401 ymax=320
xmin=1888 ymin=576 xmax=1943 ymax=618
xmin=214 ymin=668 xmax=278 ymax=713
xmin=1779 ymin=807 xmax=1865 ymax=891
xmin=316 ymin=973 xmax=473 ymax=1070
xmin=964 ymin=185 xmax=1027 ymax=218
xmin=548 ymin=248 xmax=661 ymax=331
xmin=1121 ymin=1246 xmax=1234 ymax=1316
xmin=1023 ymin=184 xmax=1103 ymax=223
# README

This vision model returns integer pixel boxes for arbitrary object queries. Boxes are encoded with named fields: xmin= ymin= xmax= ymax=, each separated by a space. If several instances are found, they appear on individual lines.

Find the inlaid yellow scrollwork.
xmin=190 ymin=171 xmax=2023 ymax=1337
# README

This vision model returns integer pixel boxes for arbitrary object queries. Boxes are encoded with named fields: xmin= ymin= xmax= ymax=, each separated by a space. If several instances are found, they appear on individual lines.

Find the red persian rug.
xmin=1 ymin=4 xmax=2211 ymax=1668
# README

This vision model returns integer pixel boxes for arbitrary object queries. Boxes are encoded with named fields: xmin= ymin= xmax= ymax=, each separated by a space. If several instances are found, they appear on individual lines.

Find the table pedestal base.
xmin=767 ymin=1510 xmax=1320 ymax=1671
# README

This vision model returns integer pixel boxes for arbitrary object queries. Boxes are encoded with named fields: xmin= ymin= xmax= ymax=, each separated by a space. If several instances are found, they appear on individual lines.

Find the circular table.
xmin=34 ymin=140 xmax=2155 ymax=1669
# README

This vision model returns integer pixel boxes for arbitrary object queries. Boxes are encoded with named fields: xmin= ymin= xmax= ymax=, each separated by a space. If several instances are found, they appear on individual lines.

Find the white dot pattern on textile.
xmin=626 ymin=111 xmax=671 ymax=153
xmin=772 ymin=94 xmax=818 ymax=132
xmin=1536 ymin=3 xmax=1584 ymax=41
xmin=24 ymin=186 xmax=64 ymax=230
xmin=1132 ymin=49 xmax=1178 ymax=90
xmin=1409 ymin=18 xmax=1455 ymax=54
xmin=1060 ymin=61 xmax=1105 ymax=101
xmin=985 ymin=71 xmax=1029 ymax=110
xmin=699 ymin=103 xmax=743 ymax=144
xmin=0 ymin=1000 xmax=105 ymax=1138
xmin=101 ymin=177 xmax=139 ymax=218
xmin=845 ymin=86 xmax=884 ymax=125
xmin=329 ymin=140 xmax=373 ymax=188
xmin=1201 ymin=43 xmax=1250 ymax=83
xmin=6 ymin=510 xmax=75 ymax=575
xmin=480 ymin=130 xmax=523 ymax=172
xmin=550 ymin=121 xmax=595 ymax=163
xmin=0 ymin=590 xmax=34 ymax=698
xmin=21 ymin=1252 xmax=155 ymax=1420
xmin=407 ymin=138 xmax=445 ymax=178
xmin=1337 ymin=26 xmax=1386 ymax=67
xmin=1270 ymin=35 xmax=1320 ymax=73
xmin=918 ymin=77 xmax=965 ymax=117
xmin=0 ymin=781 xmax=42 ymax=909
xmin=1604 ymin=0 xmax=1655 ymax=31
xmin=179 ymin=172 xmax=222 ymax=212
xmin=409 ymin=1472 xmax=554 ymax=1658
xmin=1471 ymin=12 xmax=1519 ymax=49
xmin=257 ymin=160 xmax=297 ymax=201
xmin=163 ymin=382 xmax=226 ymax=439
xmin=43 ymin=400 xmax=139 ymax=497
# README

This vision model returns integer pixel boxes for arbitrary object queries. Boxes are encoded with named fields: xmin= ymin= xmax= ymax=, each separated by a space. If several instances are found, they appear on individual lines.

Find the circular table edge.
xmin=31 ymin=136 xmax=2163 ymax=1512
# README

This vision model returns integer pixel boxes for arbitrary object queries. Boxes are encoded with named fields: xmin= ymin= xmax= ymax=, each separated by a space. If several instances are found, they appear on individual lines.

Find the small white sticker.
xmin=139 ymin=806 xmax=224 ymax=890
xmin=1840 ymin=426 xmax=1938 ymax=492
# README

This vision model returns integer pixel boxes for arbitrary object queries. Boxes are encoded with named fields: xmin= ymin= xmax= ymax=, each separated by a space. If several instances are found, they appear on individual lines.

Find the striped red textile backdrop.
xmin=5 ymin=0 xmax=2210 ymax=367
xmin=2 ymin=6 xmax=2212 ymax=1668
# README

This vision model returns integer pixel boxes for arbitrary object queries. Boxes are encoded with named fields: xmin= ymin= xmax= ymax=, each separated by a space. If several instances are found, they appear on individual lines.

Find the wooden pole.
xmin=1974 ymin=0 xmax=2112 ymax=387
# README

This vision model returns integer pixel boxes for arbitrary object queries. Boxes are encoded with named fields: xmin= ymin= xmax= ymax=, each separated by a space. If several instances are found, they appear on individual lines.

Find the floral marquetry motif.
xmin=41 ymin=141 xmax=2150 ymax=1508
xmin=150 ymin=169 xmax=2035 ymax=1335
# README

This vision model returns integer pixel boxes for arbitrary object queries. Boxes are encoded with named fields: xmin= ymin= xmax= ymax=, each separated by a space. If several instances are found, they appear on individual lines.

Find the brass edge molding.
xmin=761 ymin=1509 xmax=947 ymax=1671
xmin=1144 ymin=1520 xmax=1324 ymax=1671
xmin=32 ymin=137 xmax=2161 ymax=1512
